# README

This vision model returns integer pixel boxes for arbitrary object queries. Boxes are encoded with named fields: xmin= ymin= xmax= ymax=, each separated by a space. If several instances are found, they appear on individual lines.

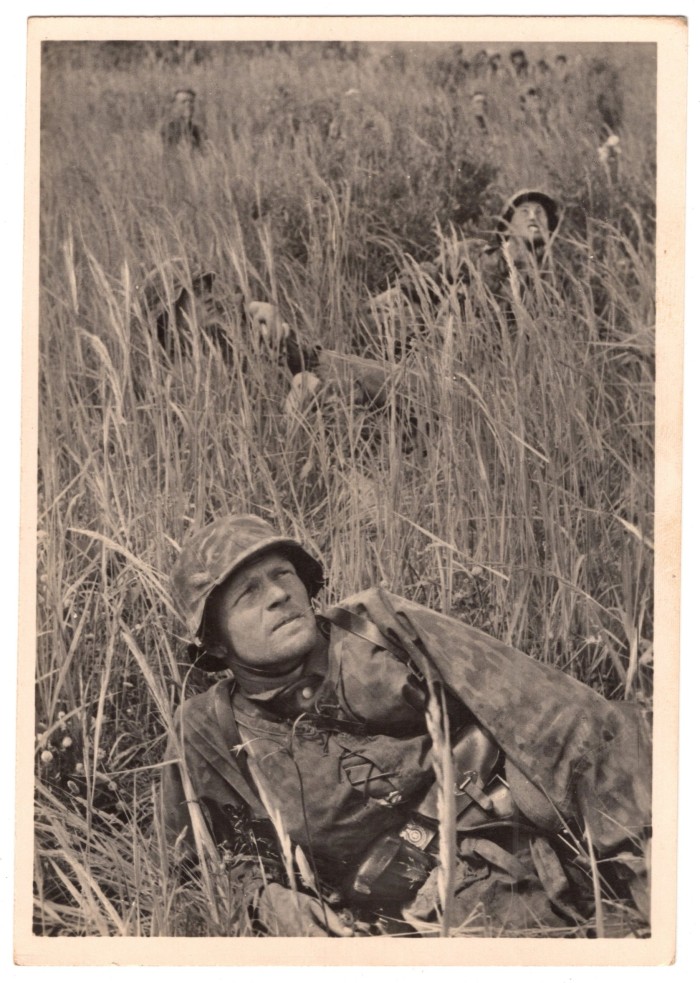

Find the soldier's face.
xmin=174 ymin=92 xmax=195 ymax=120
xmin=209 ymin=551 xmax=319 ymax=671
xmin=509 ymin=202 xmax=549 ymax=243
xmin=471 ymin=94 xmax=487 ymax=115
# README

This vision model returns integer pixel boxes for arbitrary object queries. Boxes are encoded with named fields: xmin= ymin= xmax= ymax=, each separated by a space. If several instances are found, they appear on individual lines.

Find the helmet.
xmin=171 ymin=513 xmax=324 ymax=640
xmin=498 ymin=189 xmax=560 ymax=237
xmin=136 ymin=261 xmax=216 ymax=321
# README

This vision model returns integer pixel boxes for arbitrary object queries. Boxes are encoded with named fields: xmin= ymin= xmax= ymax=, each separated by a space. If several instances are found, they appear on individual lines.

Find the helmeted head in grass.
xmin=554 ymin=53 xmax=569 ymax=81
xmin=487 ymin=51 xmax=502 ymax=76
xmin=509 ymin=47 xmax=529 ymax=78
xmin=497 ymin=189 xmax=560 ymax=261
xmin=139 ymin=264 xmax=215 ymax=327
xmin=472 ymin=49 xmax=489 ymax=76
xmin=172 ymin=514 xmax=325 ymax=673
xmin=172 ymin=87 xmax=196 ymax=122
xmin=161 ymin=86 xmax=207 ymax=152
xmin=136 ymin=262 xmax=239 ymax=364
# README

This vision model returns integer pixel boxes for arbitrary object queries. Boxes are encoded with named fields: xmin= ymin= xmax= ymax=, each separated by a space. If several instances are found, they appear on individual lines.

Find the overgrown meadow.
xmin=34 ymin=40 xmax=656 ymax=937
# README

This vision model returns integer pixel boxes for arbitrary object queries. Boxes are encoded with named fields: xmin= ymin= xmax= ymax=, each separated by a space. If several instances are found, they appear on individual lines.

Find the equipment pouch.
xmin=414 ymin=720 xmax=503 ymax=823
xmin=346 ymin=831 xmax=436 ymax=904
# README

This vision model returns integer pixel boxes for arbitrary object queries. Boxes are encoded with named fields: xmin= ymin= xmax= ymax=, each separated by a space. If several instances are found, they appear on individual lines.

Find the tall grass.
xmin=34 ymin=41 xmax=655 ymax=937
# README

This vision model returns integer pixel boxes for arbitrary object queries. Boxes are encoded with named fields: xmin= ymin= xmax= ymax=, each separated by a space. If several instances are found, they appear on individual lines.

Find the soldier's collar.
xmin=233 ymin=637 xmax=329 ymax=698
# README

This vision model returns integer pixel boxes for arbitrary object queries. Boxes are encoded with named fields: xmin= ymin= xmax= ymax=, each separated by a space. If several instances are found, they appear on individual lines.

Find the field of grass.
xmin=33 ymin=40 xmax=656 ymax=938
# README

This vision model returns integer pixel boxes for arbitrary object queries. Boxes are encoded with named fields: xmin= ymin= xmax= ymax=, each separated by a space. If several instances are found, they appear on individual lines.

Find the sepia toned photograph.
xmin=16 ymin=14 xmax=685 ymax=967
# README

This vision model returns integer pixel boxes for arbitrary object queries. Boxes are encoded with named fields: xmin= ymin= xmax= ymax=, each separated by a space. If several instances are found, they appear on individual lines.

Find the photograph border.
xmin=15 ymin=13 xmax=686 ymax=968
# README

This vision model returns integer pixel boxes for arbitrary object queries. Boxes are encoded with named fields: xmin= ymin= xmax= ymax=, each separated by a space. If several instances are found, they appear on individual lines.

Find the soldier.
xmin=246 ymin=301 xmax=402 ymax=424
xmin=161 ymin=87 xmax=207 ymax=152
xmin=136 ymin=265 xmax=236 ymax=364
xmin=553 ymin=53 xmax=571 ymax=83
xmin=162 ymin=513 xmax=651 ymax=936
xmin=487 ymin=50 xmax=503 ymax=79
xmin=470 ymin=90 xmax=489 ymax=132
xmin=535 ymin=58 xmax=551 ymax=81
xmin=519 ymin=84 xmax=548 ymax=129
xmin=475 ymin=188 xmax=561 ymax=302
xmin=498 ymin=187 xmax=559 ymax=259
xmin=379 ymin=188 xmax=562 ymax=319
xmin=509 ymin=47 xmax=530 ymax=80
xmin=587 ymin=58 xmax=624 ymax=140
xmin=245 ymin=189 xmax=562 ymax=426
xmin=470 ymin=49 xmax=490 ymax=79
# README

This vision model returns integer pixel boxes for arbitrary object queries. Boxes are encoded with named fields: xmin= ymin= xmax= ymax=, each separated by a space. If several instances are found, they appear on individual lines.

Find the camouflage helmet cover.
xmin=171 ymin=513 xmax=324 ymax=640
xmin=498 ymin=189 xmax=560 ymax=236
xmin=137 ymin=261 xmax=216 ymax=320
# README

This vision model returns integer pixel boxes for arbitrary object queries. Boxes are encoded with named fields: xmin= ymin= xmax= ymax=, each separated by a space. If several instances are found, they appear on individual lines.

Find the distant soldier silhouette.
xmin=535 ymin=58 xmax=551 ymax=81
xmin=470 ymin=91 xmax=489 ymax=132
xmin=519 ymin=85 xmax=548 ymax=130
xmin=471 ymin=49 xmax=490 ymax=79
xmin=587 ymin=58 xmax=624 ymax=141
xmin=161 ymin=87 xmax=207 ymax=151
xmin=553 ymin=53 xmax=571 ymax=83
xmin=509 ymin=48 xmax=530 ymax=80
xmin=486 ymin=50 xmax=503 ymax=79
xmin=585 ymin=59 xmax=624 ymax=171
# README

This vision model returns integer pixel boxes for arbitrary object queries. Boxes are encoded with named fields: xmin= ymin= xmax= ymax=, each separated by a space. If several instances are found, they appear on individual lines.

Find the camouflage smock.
xmin=163 ymin=587 xmax=650 ymax=908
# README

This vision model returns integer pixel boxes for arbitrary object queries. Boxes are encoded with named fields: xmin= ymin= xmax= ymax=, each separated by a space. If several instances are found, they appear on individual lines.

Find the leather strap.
xmin=456 ymin=772 xmax=494 ymax=812
xmin=459 ymin=837 xmax=533 ymax=883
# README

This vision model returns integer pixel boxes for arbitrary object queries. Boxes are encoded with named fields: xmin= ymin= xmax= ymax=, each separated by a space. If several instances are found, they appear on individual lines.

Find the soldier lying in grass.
xmin=137 ymin=189 xmax=562 ymax=435
xmin=162 ymin=513 xmax=651 ymax=937
xmin=245 ymin=188 xmax=563 ymax=430
xmin=369 ymin=187 xmax=562 ymax=321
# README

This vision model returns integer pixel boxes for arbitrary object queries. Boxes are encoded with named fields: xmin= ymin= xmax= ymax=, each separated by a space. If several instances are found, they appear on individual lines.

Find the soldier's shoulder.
xmin=177 ymin=678 xmax=232 ymax=722
xmin=331 ymin=586 xmax=385 ymax=610
xmin=330 ymin=585 xmax=432 ymax=621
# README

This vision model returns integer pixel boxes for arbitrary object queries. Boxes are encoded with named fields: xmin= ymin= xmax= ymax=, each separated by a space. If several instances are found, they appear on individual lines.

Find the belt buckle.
xmin=399 ymin=817 xmax=436 ymax=851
